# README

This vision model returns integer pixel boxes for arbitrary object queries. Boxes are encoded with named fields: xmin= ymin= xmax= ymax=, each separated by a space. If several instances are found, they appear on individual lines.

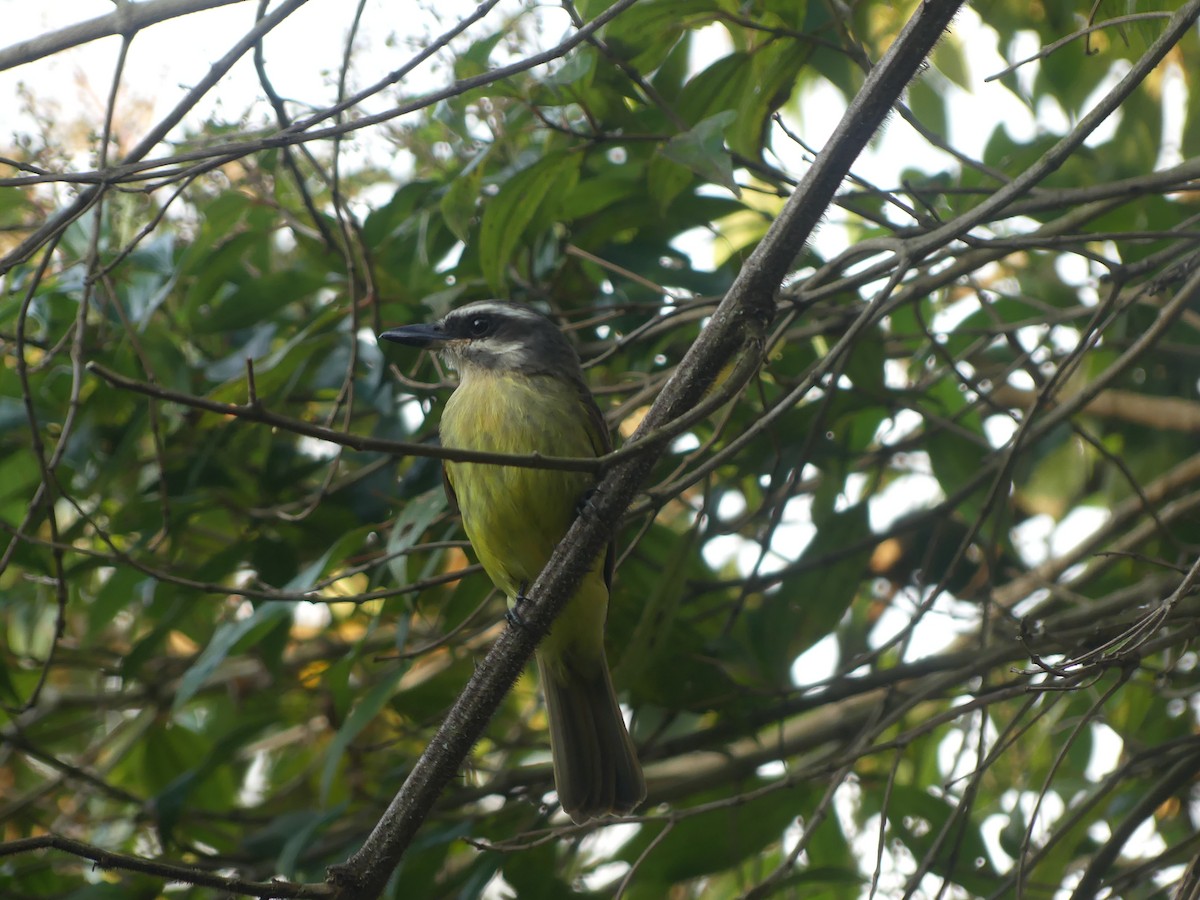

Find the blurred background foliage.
xmin=3 ymin=0 xmax=1200 ymax=897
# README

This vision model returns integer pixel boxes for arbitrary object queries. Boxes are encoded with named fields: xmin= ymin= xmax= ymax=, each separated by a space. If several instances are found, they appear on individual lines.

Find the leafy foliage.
xmin=3 ymin=1 xmax=1200 ymax=898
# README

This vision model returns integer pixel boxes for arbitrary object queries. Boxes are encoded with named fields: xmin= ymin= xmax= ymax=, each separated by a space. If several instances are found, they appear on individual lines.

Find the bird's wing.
xmin=574 ymin=378 xmax=616 ymax=594
xmin=441 ymin=464 xmax=460 ymax=514
xmin=576 ymin=378 xmax=613 ymax=456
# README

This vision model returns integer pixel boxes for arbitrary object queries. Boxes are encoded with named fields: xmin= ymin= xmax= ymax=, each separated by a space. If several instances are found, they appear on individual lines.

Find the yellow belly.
xmin=440 ymin=371 xmax=604 ymax=609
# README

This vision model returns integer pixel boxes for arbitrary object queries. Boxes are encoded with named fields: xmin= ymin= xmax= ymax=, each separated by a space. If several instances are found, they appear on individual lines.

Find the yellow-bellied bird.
xmin=380 ymin=301 xmax=645 ymax=823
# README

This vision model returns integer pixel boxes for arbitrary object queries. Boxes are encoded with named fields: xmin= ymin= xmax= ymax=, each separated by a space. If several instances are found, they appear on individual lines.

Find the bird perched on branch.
xmin=380 ymin=301 xmax=645 ymax=823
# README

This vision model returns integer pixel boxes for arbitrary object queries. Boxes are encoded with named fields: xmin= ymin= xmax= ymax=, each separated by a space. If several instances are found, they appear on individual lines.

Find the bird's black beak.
xmin=379 ymin=323 xmax=446 ymax=348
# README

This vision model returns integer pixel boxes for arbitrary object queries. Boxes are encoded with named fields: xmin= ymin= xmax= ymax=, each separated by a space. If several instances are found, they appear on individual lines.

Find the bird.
xmin=379 ymin=301 xmax=645 ymax=823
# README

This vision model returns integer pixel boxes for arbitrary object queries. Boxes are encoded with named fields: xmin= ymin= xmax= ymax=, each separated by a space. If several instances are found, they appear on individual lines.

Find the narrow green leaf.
xmin=320 ymin=665 xmax=407 ymax=803
xmin=386 ymin=488 xmax=447 ymax=586
xmin=281 ymin=528 xmax=372 ymax=595
xmin=278 ymin=806 xmax=345 ymax=878
xmin=172 ymin=602 xmax=293 ymax=712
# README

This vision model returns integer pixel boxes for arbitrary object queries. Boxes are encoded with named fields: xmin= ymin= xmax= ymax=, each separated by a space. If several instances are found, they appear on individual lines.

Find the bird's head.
xmin=379 ymin=301 xmax=583 ymax=379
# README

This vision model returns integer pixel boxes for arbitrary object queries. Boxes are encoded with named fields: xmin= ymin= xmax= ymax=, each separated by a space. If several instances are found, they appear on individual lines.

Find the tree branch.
xmin=992 ymin=384 xmax=1200 ymax=432
xmin=86 ymin=361 xmax=601 ymax=473
xmin=1069 ymin=745 xmax=1200 ymax=900
xmin=0 ymin=0 xmax=251 ymax=72
xmin=0 ymin=834 xmax=333 ymax=898
xmin=326 ymin=1 xmax=967 ymax=897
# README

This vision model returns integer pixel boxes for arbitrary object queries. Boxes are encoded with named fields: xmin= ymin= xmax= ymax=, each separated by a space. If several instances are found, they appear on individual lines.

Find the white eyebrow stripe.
xmin=444 ymin=302 xmax=545 ymax=325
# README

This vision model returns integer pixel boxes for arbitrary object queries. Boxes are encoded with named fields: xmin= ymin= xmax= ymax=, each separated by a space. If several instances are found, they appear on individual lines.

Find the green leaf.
xmin=385 ymin=488 xmax=447 ymax=585
xmin=154 ymin=717 xmax=264 ymax=840
xmin=320 ymin=665 xmax=407 ymax=803
xmin=618 ymin=781 xmax=808 ymax=890
xmin=120 ymin=595 xmax=183 ymax=680
xmin=887 ymin=785 xmax=1003 ymax=896
xmin=277 ymin=806 xmax=345 ymax=878
xmin=269 ymin=525 xmax=374 ymax=599
xmin=172 ymin=602 xmax=294 ymax=712
xmin=733 ymin=503 xmax=871 ymax=687
xmin=930 ymin=32 xmax=971 ymax=90
xmin=602 ymin=0 xmax=715 ymax=72
xmin=660 ymin=111 xmax=740 ymax=196
xmin=440 ymin=151 xmax=487 ymax=243
xmin=502 ymin=842 xmax=577 ymax=898
xmin=907 ymin=77 xmax=947 ymax=140
xmin=478 ymin=152 xmax=581 ymax=290
xmin=195 ymin=268 xmax=324 ymax=334
xmin=543 ymin=46 xmax=596 ymax=89
xmin=646 ymin=153 xmax=695 ymax=214
xmin=923 ymin=375 xmax=990 ymax=522
xmin=454 ymin=31 xmax=505 ymax=80
xmin=614 ymin=520 xmax=698 ymax=686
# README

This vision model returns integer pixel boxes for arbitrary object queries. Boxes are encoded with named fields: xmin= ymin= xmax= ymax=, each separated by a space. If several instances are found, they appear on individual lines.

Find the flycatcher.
xmin=380 ymin=301 xmax=645 ymax=823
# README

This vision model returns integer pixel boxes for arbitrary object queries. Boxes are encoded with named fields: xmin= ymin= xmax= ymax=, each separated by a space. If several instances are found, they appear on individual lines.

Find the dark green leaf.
xmin=172 ymin=602 xmax=294 ymax=711
xmin=660 ymin=111 xmax=740 ymax=196
xmin=479 ymin=152 xmax=581 ymax=289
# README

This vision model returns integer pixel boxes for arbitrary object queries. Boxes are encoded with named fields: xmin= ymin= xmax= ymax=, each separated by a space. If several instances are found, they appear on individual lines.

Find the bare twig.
xmin=0 ymin=834 xmax=333 ymax=898
xmin=0 ymin=0 xmax=251 ymax=71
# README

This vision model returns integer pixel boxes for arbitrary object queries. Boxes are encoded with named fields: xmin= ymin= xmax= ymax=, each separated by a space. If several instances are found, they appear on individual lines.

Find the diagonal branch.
xmin=0 ymin=0 xmax=251 ymax=72
xmin=326 ymin=1 xmax=968 ymax=897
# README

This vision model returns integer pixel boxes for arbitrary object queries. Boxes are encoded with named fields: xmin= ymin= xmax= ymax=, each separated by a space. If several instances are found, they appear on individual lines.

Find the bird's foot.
xmin=576 ymin=487 xmax=601 ymax=518
xmin=506 ymin=582 xmax=531 ymax=631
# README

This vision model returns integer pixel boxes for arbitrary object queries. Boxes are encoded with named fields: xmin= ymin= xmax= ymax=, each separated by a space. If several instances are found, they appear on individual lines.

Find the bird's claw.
xmin=507 ymin=582 xmax=533 ymax=632
xmin=576 ymin=487 xmax=600 ymax=518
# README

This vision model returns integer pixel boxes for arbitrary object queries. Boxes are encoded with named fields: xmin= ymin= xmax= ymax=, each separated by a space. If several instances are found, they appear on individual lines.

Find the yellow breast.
xmin=440 ymin=371 xmax=601 ymax=598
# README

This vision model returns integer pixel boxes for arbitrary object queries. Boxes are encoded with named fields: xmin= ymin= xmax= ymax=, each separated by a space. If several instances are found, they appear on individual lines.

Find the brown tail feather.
xmin=537 ymin=653 xmax=645 ymax=823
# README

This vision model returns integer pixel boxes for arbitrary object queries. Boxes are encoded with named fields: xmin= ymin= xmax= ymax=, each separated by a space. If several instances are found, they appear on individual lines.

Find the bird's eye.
xmin=467 ymin=316 xmax=492 ymax=336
